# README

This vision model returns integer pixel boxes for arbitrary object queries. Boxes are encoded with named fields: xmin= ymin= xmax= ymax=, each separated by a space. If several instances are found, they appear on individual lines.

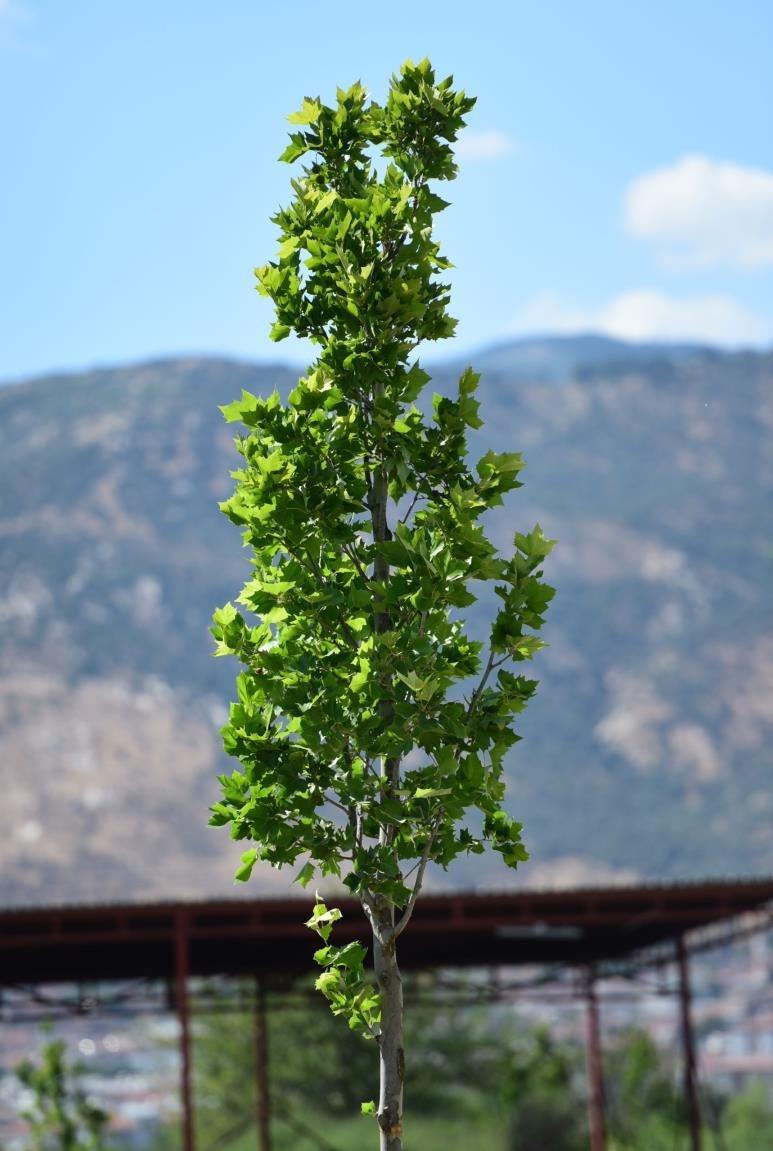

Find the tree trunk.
xmin=373 ymin=909 xmax=404 ymax=1151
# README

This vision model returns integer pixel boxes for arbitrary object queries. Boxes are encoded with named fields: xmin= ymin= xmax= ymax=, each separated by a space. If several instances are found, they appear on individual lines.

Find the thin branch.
xmin=466 ymin=650 xmax=496 ymax=715
xmin=465 ymin=651 xmax=510 ymax=715
xmin=398 ymin=463 xmax=440 ymax=527
xmin=401 ymin=855 xmax=424 ymax=883
xmin=400 ymin=488 xmax=425 ymax=525
xmin=360 ymin=891 xmax=389 ymax=946
xmin=340 ymin=541 xmax=370 ymax=584
xmin=393 ymin=813 xmax=443 ymax=939
xmin=362 ymin=756 xmax=380 ymax=781
xmin=324 ymin=794 xmax=351 ymax=817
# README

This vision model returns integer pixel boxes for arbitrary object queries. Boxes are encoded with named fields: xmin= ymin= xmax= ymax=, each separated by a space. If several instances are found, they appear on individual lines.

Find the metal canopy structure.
xmin=1 ymin=877 xmax=771 ymax=984
xmin=1 ymin=877 xmax=772 ymax=1151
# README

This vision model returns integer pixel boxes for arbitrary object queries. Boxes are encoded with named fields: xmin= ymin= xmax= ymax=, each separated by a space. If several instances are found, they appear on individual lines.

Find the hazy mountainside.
xmin=450 ymin=333 xmax=716 ymax=381
xmin=0 ymin=340 xmax=771 ymax=906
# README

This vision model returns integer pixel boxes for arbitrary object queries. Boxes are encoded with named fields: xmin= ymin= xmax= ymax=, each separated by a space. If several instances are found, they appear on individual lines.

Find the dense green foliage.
xmin=211 ymin=59 xmax=553 ymax=1042
xmin=14 ymin=1040 xmax=109 ymax=1151
xmin=721 ymin=1082 xmax=773 ymax=1149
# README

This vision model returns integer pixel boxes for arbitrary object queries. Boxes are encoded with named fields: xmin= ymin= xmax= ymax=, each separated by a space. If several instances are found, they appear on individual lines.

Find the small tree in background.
xmin=211 ymin=58 xmax=554 ymax=1149
xmin=15 ymin=1039 xmax=109 ymax=1151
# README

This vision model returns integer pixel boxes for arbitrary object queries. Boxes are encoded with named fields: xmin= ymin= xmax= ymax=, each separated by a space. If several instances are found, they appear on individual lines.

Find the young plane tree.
xmin=211 ymin=58 xmax=554 ymax=1151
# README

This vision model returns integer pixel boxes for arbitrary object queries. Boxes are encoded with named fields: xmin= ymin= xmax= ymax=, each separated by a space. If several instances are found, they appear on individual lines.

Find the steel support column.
xmin=175 ymin=918 xmax=195 ymax=1151
xmin=584 ymin=968 xmax=606 ymax=1151
xmin=676 ymin=935 xmax=702 ymax=1151
xmin=254 ymin=977 xmax=272 ymax=1151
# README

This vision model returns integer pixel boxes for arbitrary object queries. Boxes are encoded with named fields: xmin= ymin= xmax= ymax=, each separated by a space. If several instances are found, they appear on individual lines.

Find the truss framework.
xmin=2 ymin=878 xmax=771 ymax=1151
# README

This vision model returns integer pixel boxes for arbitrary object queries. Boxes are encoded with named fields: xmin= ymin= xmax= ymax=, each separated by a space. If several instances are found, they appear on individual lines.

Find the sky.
xmin=1 ymin=0 xmax=772 ymax=381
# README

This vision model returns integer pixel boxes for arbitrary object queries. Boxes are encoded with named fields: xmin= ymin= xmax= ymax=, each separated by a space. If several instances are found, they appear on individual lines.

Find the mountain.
xmin=0 ymin=340 xmax=771 ymax=906
xmin=449 ymin=333 xmax=717 ymax=380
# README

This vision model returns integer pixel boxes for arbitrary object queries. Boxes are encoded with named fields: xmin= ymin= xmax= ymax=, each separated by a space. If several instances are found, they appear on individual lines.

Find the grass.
xmin=215 ymin=1111 xmax=505 ymax=1151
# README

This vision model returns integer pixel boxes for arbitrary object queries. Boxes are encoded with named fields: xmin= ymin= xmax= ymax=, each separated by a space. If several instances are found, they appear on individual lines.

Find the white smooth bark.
xmin=373 ymin=907 xmax=404 ymax=1151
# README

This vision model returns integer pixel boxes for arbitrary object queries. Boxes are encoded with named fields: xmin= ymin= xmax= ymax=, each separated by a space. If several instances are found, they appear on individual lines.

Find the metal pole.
xmin=584 ymin=967 xmax=607 ymax=1151
xmin=254 ymin=976 xmax=272 ymax=1151
xmin=676 ymin=935 xmax=702 ymax=1151
xmin=175 ymin=918 xmax=195 ymax=1151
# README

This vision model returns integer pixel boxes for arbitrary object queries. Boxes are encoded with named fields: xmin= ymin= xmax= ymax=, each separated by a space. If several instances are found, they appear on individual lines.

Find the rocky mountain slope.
xmin=1 ymin=340 xmax=771 ymax=905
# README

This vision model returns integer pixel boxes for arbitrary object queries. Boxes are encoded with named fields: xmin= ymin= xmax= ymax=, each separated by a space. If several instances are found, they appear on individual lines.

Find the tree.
xmin=721 ymin=1082 xmax=773 ymax=1151
xmin=14 ymin=1039 xmax=109 ymax=1151
xmin=502 ymin=1026 xmax=584 ymax=1151
xmin=604 ymin=1027 xmax=681 ymax=1148
xmin=210 ymin=57 xmax=554 ymax=1150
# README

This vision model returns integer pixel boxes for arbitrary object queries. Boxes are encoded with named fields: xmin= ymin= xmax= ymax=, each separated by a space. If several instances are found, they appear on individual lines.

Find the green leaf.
xmin=262 ymin=605 xmax=289 ymax=625
xmin=305 ymin=901 xmax=343 ymax=942
xmin=350 ymin=658 xmax=370 ymax=693
xmin=346 ymin=616 xmax=369 ymax=633
xmin=212 ymin=602 xmax=237 ymax=628
xmin=278 ymin=235 xmax=300 ymax=260
xmin=234 ymin=850 xmax=257 ymax=883
xmin=219 ymin=391 xmax=259 ymax=424
xmin=257 ymin=449 xmax=284 ymax=475
xmin=314 ymin=188 xmax=338 ymax=215
xmin=279 ymin=134 xmax=308 ymax=164
xmin=315 ymin=970 xmax=342 ymax=996
xmin=361 ymin=1101 xmax=376 ymax=1116
xmin=287 ymin=97 xmax=321 ymax=125
xmin=332 ymin=941 xmax=368 ymax=970
xmin=477 ymin=450 xmax=525 ymax=481
xmin=295 ymin=862 xmax=315 ymax=888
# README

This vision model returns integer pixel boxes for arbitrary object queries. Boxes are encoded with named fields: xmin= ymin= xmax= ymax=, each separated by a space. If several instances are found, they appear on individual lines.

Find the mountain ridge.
xmin=0 ymin=340 xmax=771 ymax=906
xmin=5 ymin=332 xmax=771 ymax=393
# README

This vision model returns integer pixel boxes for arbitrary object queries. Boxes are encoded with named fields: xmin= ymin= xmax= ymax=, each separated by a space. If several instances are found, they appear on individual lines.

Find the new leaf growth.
xmin=211 ymin=58 xmax=554 ymax=1149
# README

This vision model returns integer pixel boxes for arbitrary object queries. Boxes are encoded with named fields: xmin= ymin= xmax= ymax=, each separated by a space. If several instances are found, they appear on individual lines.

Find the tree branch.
xmin=360 ymin=890 xmax=390 ymax=946
xmin=350 ymin=802 xmax=363 ymax=850
xmin=465 ymin=650 xmax=509 ymax=717
xmin=466 ymin=651 xmax=495 ymax=715
xmin=341 ymin=540 xmax=370 ymax=584
xmin=393 ymin=814 xmax=442 ymax=938
xmin=400 ymin=488 xmax=426 ymax=526
xmin=324 ymin=794 xmax=351 ymax=817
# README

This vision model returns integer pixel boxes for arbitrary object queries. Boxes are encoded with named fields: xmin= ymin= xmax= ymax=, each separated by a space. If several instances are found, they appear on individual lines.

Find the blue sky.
xmin=1 ymin=0 xmax=772 ymax=380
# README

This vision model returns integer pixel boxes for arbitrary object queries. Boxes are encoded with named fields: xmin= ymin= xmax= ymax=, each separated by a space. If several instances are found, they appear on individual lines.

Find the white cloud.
xmin=513 ymin=294 xmax=590 ymax=335
xmin=511 ymin=289 xmax=769 ymax=346
xmin=624 ymin=155 xmax=773 ymax=269
xmin=455 ymin=130 xmax=513 ymax=161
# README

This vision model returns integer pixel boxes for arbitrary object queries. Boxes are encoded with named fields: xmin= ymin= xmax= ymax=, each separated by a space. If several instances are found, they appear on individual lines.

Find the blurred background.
xmin=0 ymin=2 xmax=771 ymax=1148
xmin=1 ymin=0 xmax=771 ymax=903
